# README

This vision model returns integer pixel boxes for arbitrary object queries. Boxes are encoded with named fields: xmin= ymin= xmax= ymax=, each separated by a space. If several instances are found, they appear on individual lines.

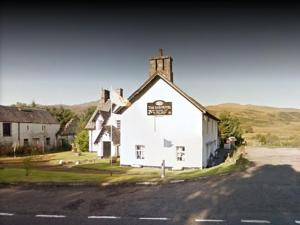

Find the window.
xmin=116 ymin=120 xmax=121 ymax=129
xmin=27 ymin=125 xmax=29 ymax=131
xmin=42 ymin=125 xmax=46 ymax=131
xmin=32 ymin=138 xmax=40 ymax=146
xmin=23 ymin=139 xmax=29 ymax=146
xmin=97 ymin=120 xmax=103 ymax=130
xmin=3 ymin=123 xmax=11 ymax=137
xmin=46 ymin=137 xmax=50 ymax=145
xmin=136 ymin=145 xmax=145 ymax=159
xmin=176 ymin=146 xmax=185 ymax=161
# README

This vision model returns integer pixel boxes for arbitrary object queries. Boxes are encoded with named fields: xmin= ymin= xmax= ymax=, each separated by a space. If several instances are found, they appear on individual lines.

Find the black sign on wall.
xmin=147 ymin=100 xmax=172 ymax=116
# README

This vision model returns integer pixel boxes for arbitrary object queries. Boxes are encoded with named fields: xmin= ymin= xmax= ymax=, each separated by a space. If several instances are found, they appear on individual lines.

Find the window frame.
xmin=135 ymin=145 xmax=145 ymax=160
xmin=176 ymin=146 xmax=185 ymax=162
xmin=3 ymin=123 xmax=12 ymax=137
xmin=116 ymin=120 xmax=121 ymax=129
xmin=46 ymin=137 xmax=50 ymax=145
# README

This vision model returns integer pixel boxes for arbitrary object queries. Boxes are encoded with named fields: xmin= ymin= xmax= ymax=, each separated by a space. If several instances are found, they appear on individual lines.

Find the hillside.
xmin=206 ymin=103 xmax=300 ymax=147
xmin=45 ymin=101 xmax=300 ymax=147
xmin=48 ymin=100 xmax=99 ymax=114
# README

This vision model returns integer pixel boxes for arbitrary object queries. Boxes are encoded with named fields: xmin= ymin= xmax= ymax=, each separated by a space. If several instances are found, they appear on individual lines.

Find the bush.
xmin=255 ymin=133 xmax=281 ymax=146
xmin=0 ymin=144 xmax=44 ymax=157
xmin=74 ymin=130 xmax=89 ymax=152
xmin=219 ymin=111 xmax=244 ymax=145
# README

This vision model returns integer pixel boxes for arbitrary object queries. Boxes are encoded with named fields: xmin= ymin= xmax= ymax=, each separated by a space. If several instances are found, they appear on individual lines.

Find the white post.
xmin=161 ymin=160 xmax=165 ymax=179
xmin=110 ymin=86 xmax=113 ymax=165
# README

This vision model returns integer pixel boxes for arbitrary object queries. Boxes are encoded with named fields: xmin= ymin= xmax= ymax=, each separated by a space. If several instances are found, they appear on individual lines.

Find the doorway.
xmin=103 ymin=141 xmax=111 ymax=158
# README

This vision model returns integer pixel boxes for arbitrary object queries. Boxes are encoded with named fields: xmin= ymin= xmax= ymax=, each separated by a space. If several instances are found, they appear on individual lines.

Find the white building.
xmin=85 ymin=89 xmax=121 ymax=157
xmin=116 ymin=51 xmax=219 ymax=169
xmin=0 ymin=105 xmax=60 ymax=150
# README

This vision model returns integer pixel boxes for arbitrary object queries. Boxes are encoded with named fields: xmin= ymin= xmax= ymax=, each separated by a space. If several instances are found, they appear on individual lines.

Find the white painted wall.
xmin=120 ymin=79 xmax=205 ymax=168
xmin=0 ymin=122 xmax=60 ymax=149
xmin=88 ymin=113 xmax=119 ymax=157
xmin=202 ymin=116 xmax=219 ymax=167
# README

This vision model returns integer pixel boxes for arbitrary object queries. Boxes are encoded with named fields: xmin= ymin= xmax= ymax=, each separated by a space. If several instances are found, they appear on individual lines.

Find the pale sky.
xmin=1 ymin=2 xmax=300 ymax=109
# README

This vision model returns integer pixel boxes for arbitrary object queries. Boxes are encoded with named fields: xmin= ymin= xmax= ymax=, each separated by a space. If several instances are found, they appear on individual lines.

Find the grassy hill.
xmin=206 ymin=103 xmax=300 ymax=147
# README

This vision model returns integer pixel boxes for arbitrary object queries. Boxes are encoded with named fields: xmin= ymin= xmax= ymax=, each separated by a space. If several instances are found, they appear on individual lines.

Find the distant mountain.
xmin=48 ymin=100 xmax=99 ymax=114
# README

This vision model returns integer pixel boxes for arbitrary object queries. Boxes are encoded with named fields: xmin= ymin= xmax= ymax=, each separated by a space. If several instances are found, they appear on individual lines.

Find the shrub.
xmin=219 ymin=111 xmax=244 ymax=145
xmin=74 ymin=130 xmax=89 ymax=152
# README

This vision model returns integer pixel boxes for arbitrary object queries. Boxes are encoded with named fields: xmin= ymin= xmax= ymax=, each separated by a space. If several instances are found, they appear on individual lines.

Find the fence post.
xmin=161 ymin=160 xmax=165 ymax=179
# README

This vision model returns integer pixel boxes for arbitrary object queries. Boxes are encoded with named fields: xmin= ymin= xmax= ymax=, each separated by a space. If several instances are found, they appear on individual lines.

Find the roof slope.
xmin=116 ymin=73 xmax=219 ymax=121
xmin=85 ymin=100 xmax=112 ymax=130
xmin=0 ymin=105 xmax=59 ymax=124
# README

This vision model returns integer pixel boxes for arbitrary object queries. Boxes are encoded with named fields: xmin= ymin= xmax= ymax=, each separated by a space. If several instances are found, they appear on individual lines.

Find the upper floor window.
xmin=116 ymin=120 xmax=121 ymax=129
xmin=97 ymin=120 xmax=103 ymax=130
xmin=27 ymin=125 xmax=29 ymax=131
xmin=3 ymin=123 xmax=11 ymax=137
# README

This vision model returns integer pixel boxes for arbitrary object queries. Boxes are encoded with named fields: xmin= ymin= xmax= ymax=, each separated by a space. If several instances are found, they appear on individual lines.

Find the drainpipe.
xmin=17 ymin=122 xmax=20 ymax=146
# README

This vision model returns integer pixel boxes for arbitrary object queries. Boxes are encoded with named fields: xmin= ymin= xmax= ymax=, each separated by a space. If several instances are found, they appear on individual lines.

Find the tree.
xmin=76 ymin=106 xmax=96 ymax=133
xmin=74 ymin=130 xmax=89 ymax=152
xmin=46 ymin=106 xmax=75 ymax=130
xmin=219 ymin=111 xmax=243 ymax=145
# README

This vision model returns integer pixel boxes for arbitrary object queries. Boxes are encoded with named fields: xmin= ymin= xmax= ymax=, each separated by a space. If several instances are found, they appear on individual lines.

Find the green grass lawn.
xmin=0 ymin=148 xmax=251 ymax=184
xmin=0 ymin=151 xmax=98 ymax=165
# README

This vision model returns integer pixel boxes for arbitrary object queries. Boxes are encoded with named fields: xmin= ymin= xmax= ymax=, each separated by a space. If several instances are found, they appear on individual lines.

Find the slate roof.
xmin=0 ymin=105 xmax=59 ymax=124
xmin=94 ymin=125 xmax=120 ymax=145
xmin=115 ymin=73 xmax=220 ymax=121
xmin=85 ymin=100 xmax=112 ymax=130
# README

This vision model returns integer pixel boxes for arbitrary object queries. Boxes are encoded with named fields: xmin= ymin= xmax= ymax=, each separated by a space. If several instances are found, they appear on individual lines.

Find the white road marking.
xmin=139 ymin=217 xmax=170 ymax=220
xmin=35 ymin=214 xmax=66 ymax=218
xmin=195 ymin=219 xmax=225 ymax=222
xmin=0 ymin=212 xmax=14 ymax=216
xmin=241 ymin=219 xmax=271 ymax=223
xmin=88 ymin=216 xmax=120 ymax=219
xmin=295 ymin=221 xmax=300 ymax=224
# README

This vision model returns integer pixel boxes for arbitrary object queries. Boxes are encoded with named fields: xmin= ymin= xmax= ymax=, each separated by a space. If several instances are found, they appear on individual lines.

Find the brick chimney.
xmin=149 ymin=49 xmax=173 ymax=82
xmin=100 ymin=88 xmax=110 ymax=104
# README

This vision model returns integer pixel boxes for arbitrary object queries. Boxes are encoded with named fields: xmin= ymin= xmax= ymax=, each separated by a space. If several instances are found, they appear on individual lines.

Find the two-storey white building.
xmin=0 ymin=106 xmax=60 ymax=150
xmin=116 ymin=51 xmax=219 ymax=169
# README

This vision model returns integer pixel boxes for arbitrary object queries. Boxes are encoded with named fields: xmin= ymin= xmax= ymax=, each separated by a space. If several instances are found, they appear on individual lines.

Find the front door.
xmin=103 ymin=141 xmax=111 ymax=158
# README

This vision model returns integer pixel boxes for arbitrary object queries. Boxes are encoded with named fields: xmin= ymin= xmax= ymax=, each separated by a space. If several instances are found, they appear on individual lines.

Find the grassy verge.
xmin=0 ymin=147 xmax=252 ymax=184
xmin=0 ymin=151 xmax=98 ymax=165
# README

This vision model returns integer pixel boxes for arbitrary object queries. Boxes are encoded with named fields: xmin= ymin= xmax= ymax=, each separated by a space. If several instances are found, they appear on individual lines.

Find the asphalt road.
xmin=1 ymin=147 xmax=300 ymax=225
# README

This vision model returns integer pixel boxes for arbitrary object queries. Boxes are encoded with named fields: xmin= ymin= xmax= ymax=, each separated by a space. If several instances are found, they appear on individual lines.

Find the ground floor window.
xmin=46 ymin=137 xmax=50 ymax=145
xmin=176 ymin=146 xmax=185 ymax=161
xmin=23 ymin=139 xmax=29 ymax=146
xmin=3 ymin=123 xmax=11 ymax=136
xmin=135 ymin=145 xmax=145 ymax=159
xmin=32 ymin=138 xmax=40 ymax=146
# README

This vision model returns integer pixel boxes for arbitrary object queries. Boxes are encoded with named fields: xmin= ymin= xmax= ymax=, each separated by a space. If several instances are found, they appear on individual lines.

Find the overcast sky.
xmin=1 ymin=1 xmax=300 ymax=108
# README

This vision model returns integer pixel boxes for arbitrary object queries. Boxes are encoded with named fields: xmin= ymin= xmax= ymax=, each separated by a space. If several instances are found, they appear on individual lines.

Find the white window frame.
xmin=116 ymin=120 xmax=121 ymax=129
xmin=176 ymin=146 xmax=185 ymax=161
xmin=135 ymin=145 xmax=145 ymax=160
